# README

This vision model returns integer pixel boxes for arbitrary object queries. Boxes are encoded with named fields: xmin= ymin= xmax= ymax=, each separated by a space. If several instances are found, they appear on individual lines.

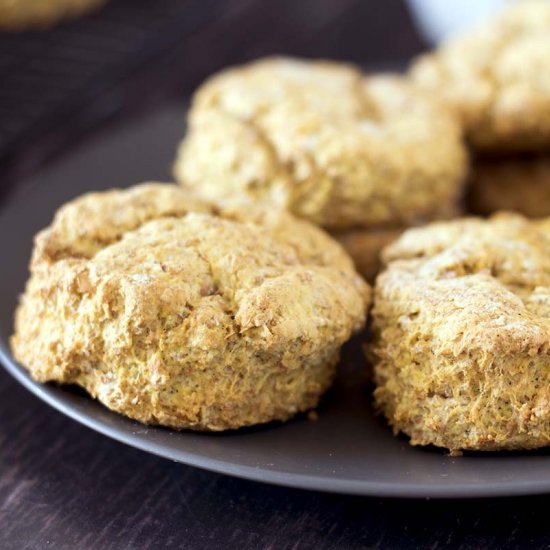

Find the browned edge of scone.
xmin=11 ymin=183 xmax=371 ymax=431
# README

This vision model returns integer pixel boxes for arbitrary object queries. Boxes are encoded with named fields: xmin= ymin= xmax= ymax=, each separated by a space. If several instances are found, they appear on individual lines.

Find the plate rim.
xmin=3 ymin=341 xmax=550 ymax=499
xmin=2 ymin=103 xmax=550 ymax=500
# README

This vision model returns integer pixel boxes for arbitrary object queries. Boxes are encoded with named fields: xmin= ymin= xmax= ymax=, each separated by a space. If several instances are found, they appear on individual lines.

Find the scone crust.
xmin=371 ymin=213 xmax=550 ymax=452
xmin=12 ymin=183 xmax=370 ymax=430
xmin=411 ymin=0 xmax=550 ymax=152
xmin=0 ymin=0 xmax=106 ymax=29
xmin=174 ymin=57 xmax=467 ymax=230
xmin=468 ymin=155 xmax=550 ymax=218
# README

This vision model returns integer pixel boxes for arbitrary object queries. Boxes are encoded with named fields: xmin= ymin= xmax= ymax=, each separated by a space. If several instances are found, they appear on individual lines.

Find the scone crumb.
xmin=307 ymin=410 xmax=319 ymax=422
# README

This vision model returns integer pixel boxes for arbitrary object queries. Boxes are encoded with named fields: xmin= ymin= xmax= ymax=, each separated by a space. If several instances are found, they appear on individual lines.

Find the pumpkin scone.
xmin=333 ymin=226 xmax=405 ymax=283
xmin=411 ymin=0 xmax=550 ymax=152
xmin=0 ymin=0 xmax=106 ymax=30
xmin=173 ymin=57 xmax=468 ymax=280
xmin=371 ymin=213 xmax=550 ymax=453
xmin=333 ymin=204 xmax=463 ymax=282
xmin=11 ymin=183 xmax=369 ymax=431
xmin=468 ymin=155 xmax=550 ymax=218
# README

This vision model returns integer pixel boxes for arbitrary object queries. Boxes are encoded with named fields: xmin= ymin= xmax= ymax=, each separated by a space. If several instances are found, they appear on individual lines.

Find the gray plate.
xmin=2 ymin=105 xmax=550 ymax=499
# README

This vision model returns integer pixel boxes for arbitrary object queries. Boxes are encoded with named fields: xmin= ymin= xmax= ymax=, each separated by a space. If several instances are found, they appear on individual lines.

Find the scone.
xmin=334 ymin=204 xmax=463 ymax=281
xmin=174 ymin=57 xmax=468 ymax=281
xmin=174 ymin=57 xmax=468 ymax=233
xmin=0 ymin=0 xmax=106 ymax=30
xmin=333 ymin=226 xmax=404 ymax=282
xmin=371 ymin=213 xmax=550 ymax=452
xmin=411 ymin=0 xmax=550 ymax=152
xmin=11 ymin=183 xmax=369 ymax=431
xmin=468 ymin=155 xmax=550 ymax=218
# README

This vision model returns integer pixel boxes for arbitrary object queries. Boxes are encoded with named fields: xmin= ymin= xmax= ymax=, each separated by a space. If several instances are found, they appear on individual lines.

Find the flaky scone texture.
xmin=174 ymin=57 xmax=467 ymax=231
xmin=371 ymin=213 xmax=550 ymax=452
xmin=12 ymin=183 xmax=369 ymax=431
xmin=468 ymin=155 xmax=550 ymax=218
xmin=411 ymin=0 xmax=550 ymax=152
xmin=0 ymin=0 xmax=106 ymax=29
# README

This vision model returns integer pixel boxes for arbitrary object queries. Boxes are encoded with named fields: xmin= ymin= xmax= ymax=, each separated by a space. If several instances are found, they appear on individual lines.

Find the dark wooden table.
xmin=1 ymin=1 xmax=549 ymax=548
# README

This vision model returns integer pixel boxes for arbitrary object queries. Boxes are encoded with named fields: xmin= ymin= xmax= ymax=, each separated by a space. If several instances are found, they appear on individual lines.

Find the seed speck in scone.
xmin=11 ymin=183 xmax=370 ymax=431
xmin=371 ymin=213 xmax=550 ymax=452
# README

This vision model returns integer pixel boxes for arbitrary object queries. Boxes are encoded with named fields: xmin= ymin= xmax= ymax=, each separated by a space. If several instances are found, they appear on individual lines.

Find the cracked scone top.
xmin=174 ymin=57 xmax=467 ymax=231
xmin=11 ymin=183 xmax=370 ymax=430
xmin=371 ymin=213 xmax=550 ymax=452
xmin=411 ymin=0 xmax=550 ymax=152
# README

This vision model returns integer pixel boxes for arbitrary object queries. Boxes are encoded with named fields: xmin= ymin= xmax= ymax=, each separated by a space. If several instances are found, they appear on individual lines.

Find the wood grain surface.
xmin=1 ymin=369 xmax=549 ymax=549
xmin=0 ymin=0 xmax=423 ymax=200
xmin=1 ymin=1 xmax=549 ymax=548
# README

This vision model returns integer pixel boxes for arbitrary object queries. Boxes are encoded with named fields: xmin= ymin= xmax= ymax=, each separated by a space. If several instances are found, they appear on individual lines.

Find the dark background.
xmin=0 ymin=0 xmax=423 ymax=200
xmin=1 ymin=1 xmax=548 ymax=549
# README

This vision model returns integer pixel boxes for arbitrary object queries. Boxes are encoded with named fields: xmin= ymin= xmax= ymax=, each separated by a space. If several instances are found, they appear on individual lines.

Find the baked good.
xmin=334 ymin=226 xmax=404 ymax=282
xmin=11 ymin=183 xmax=370 ymax=430
xmin=371 ymin=213 xmax=550 ymax=452
xmin=174 ymin=57 xmax=467 ymax=231
xmin=411 ymin=0 xmax=550 ymax=152
xmin=468 ymin=154 xmax=550 ymax=218
xmin=0 ymin=0 xmax=106 ymax=30
xmin=335 ymin=204 xmax=463 ymax=281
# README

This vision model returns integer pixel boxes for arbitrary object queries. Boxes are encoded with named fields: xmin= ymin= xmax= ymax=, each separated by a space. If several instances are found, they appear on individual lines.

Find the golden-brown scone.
xmin=411 ymin=0 xmax=550 ymax=152
xmin=333 ymin=226 xmax=404 ymax=282
xmin=0 ymin=0 xmax=106 ymax=30
xmin=371 ymin=213 xmax=550 ymax=452
xmin=334 ymin=203 xmax=464 ymax=281
xmin=468 ymin=154 xmax=550 ymax=218
xmin=174 ymin=57 xmax=467 ymax=231
xmin=11 ymin=183 xmax=370 ymax=431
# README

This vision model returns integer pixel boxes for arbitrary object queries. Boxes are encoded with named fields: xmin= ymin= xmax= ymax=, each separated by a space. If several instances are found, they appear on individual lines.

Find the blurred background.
xmin=0 ymin=0 xmax=512 ymax=201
